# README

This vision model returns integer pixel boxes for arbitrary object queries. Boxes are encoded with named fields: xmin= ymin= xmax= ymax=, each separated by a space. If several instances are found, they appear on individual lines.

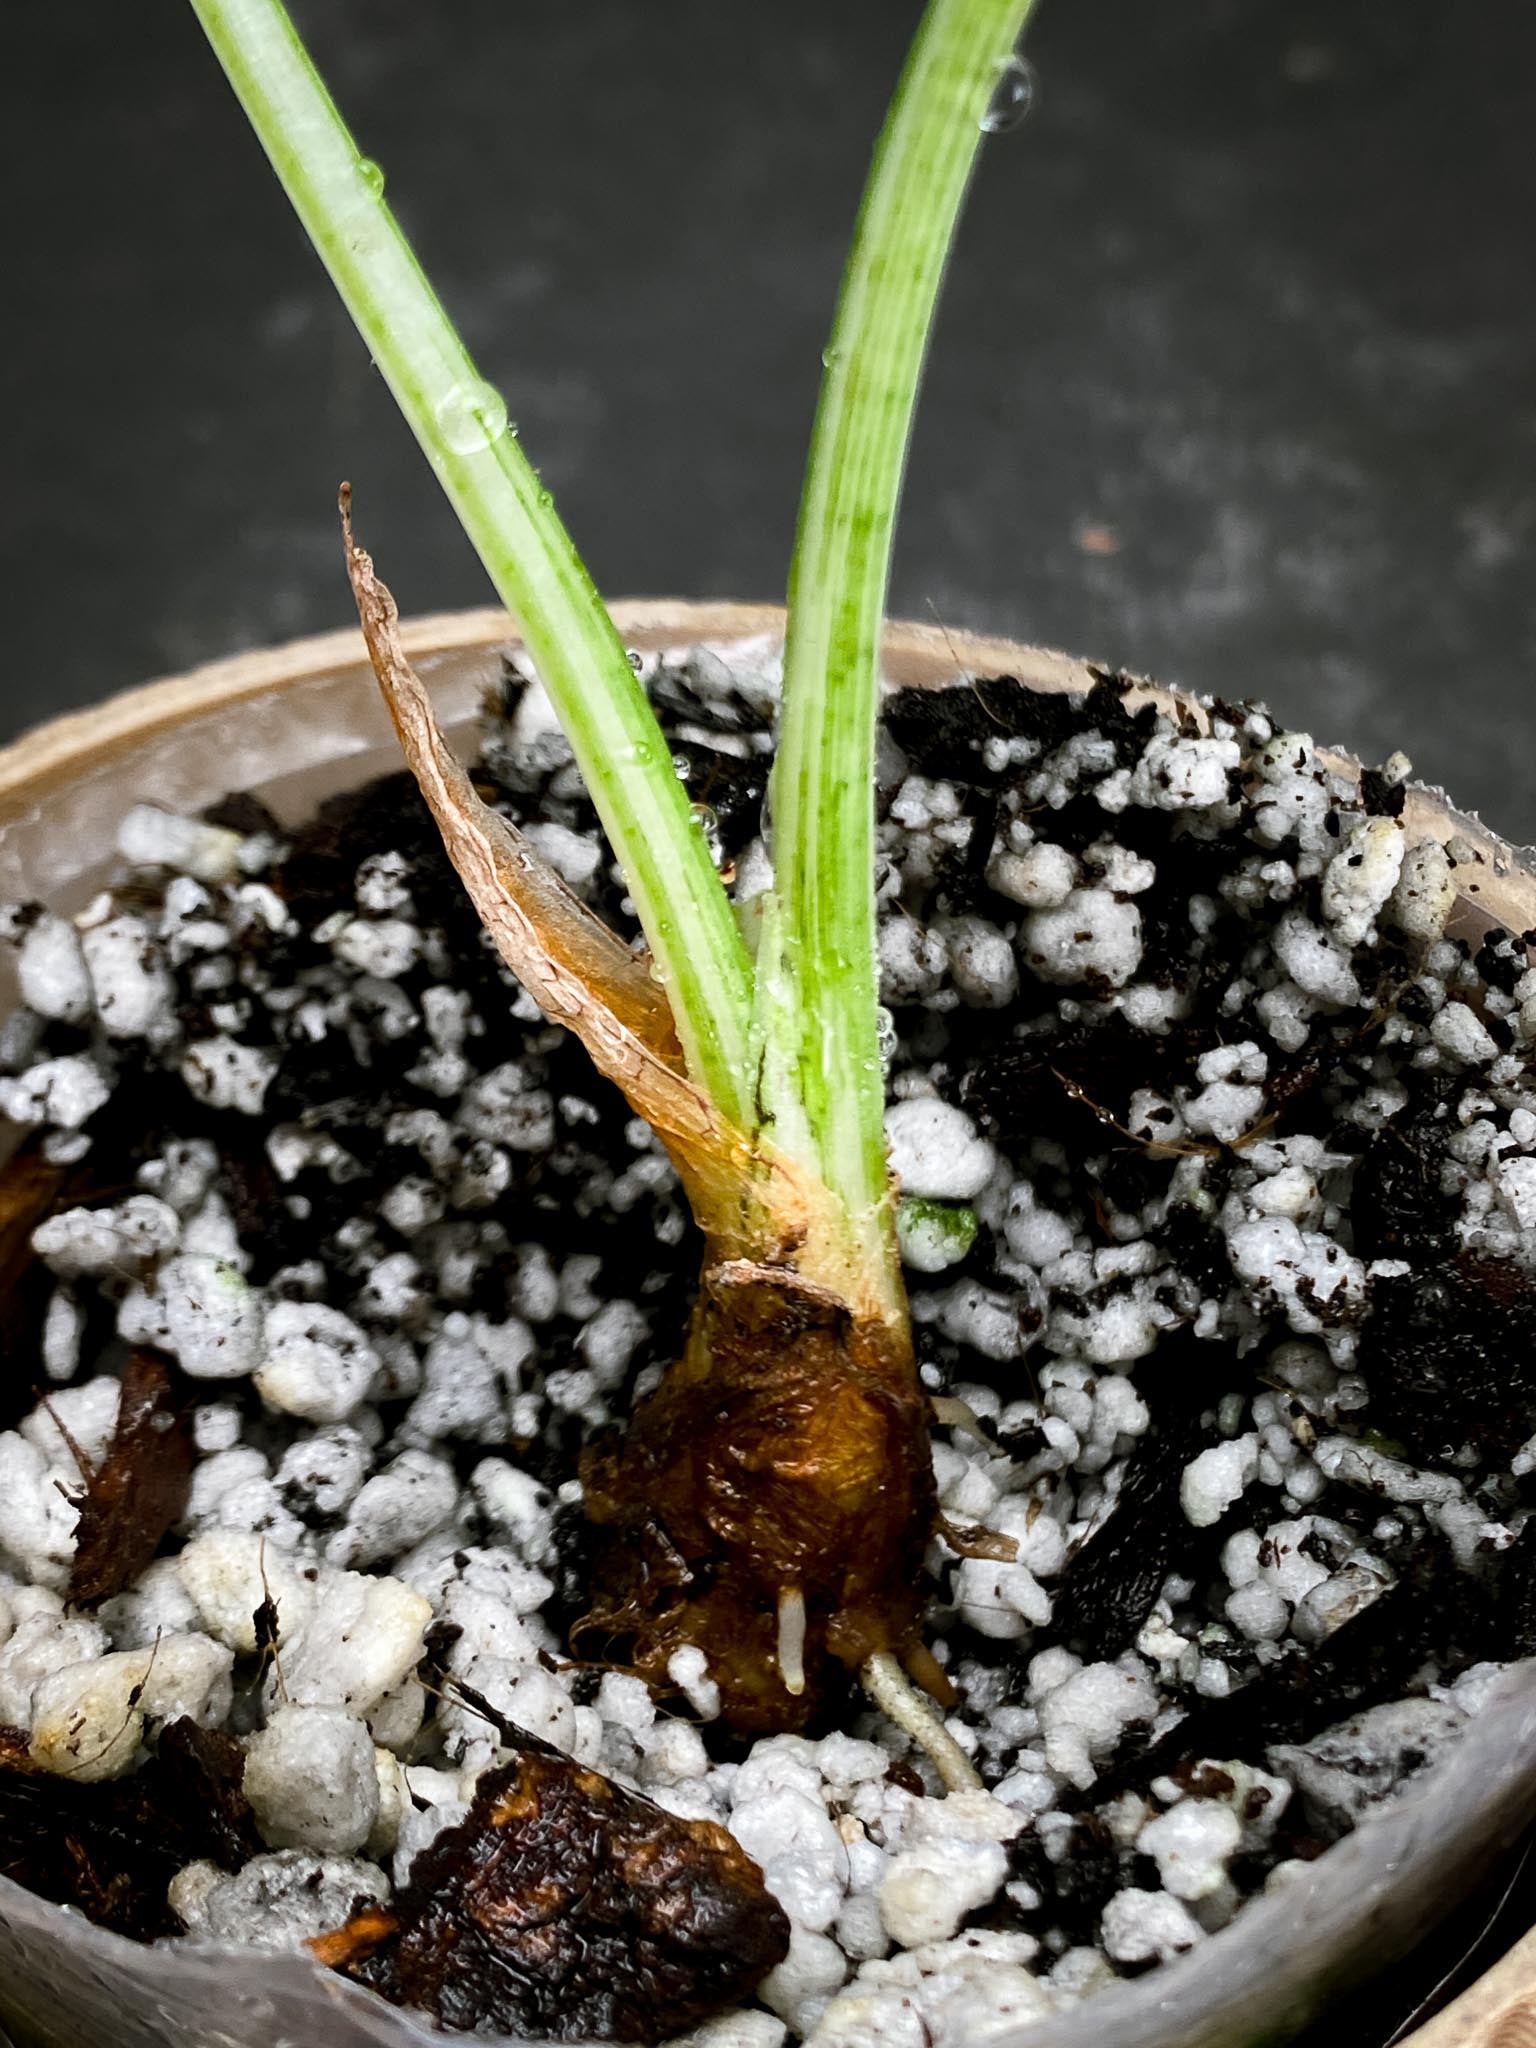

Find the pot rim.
xmin=0 ymin=602 xmax=1100 ymax=813
xmin=4 ymin=599 xmax=1530 ymax=940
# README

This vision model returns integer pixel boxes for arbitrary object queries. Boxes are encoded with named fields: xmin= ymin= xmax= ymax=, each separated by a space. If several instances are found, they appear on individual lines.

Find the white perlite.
xmin=1271 ymin=913 xmax=1360 ymax=1007
xmin=16 ymin=913 xmax=93 ymax=1023
xmin=1100 ymin=1889 xmax=1206 ymax=1964
xmin=1181 ymin=1437 xmax=1260 ymax=1528
xmin=121 ymin=1254 xmax=263 ymax=1379
xmin=1136 ymin=1799 xmax=1242 ymax=1900
xmin=256 ymin=1301 xmax=380 ymax=1423
xmin=1431 ymin=1001 xmax=1498 ymax=1067
xmin=180 ymin=1035 xmax=279 ymax=1114
xmin=1038 ymin=1662 xmax=1159 ymax=1790
xmin=1387 ymin=839 xmax=1456 ymax=945
xmin=81 ymin=915 xmax=174 ymax=1039
xmin=1320 ymin=818 xmax=1404 ymax=948
xmin=885 ymin=1100 xmax=997 ymax=1201
xmin=0 ymin=1054 xmax=111 ymax=1130
xmin=1128 ymin=734 xmax=1240 ymax=811
xmin=879 ymin=1837 xmax=1009 ymax=1948
xmin=1022 ymin=889 xmax=1142 ymax=989
xmin=170 ymin=1850 xmax=390 ymax=1951
xmin=810 ymin=1929 xmax=1055 ymax=2048
xmin=30 ymin=1635 xmax=233 ymax=1781
xmin=117 ymin=807 xmax=245 ymax=884
xmin=242 ymin=1705 xmax=381 ymax=1853
xmin=177 ymin=1531 xmax=431 ymax=1718
xmin=988 ymin=841 xmax=1076 ymax=909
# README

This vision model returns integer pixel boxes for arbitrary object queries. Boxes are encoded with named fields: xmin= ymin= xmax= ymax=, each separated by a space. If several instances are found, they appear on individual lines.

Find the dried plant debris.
xmin=1049 ymin=1345 xmax=1223 ymax=1662
xmin=314 ymin=1748 xmax=790 ymax=2044
xmin=0 ymin=1717 xmax=259 ymax=1939
xmin=68 ymin=1351 xmax=195 ymax=1608
xmin=1 ymin=644 xmax=1536 ymax=2040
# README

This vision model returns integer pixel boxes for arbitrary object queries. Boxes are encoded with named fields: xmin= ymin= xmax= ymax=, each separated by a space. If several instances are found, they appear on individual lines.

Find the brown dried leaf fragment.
xmin=68 ymin=1352 xmax=194 ymax=1609
xmin=0 ymin=1143 xmax=69 ymax=1287
xmin=0 ymin=1142 xmax=72 ymax=1426
xmin=0 ymin=1715 xmax=260 ymax=1940
xmin=313 ymin=1747 xmax=790 ymax=2045
xmin=153 ymin=1718 xmax=266 ymax=1872
xmin=341 ymin=491 xmax=801 ymax=1258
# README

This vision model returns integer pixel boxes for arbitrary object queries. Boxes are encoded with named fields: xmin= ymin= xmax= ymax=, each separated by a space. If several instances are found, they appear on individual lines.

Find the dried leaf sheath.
xmin=342 ymin=492 xmax=791 ymax=1258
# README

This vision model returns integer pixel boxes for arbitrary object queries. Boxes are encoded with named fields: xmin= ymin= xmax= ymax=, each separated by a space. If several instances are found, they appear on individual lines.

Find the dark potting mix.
xmin=0 ymin=638 xmax=1532 ymax=2048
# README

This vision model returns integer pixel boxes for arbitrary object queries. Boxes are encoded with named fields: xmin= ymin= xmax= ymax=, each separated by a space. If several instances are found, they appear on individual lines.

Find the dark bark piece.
xmin=1498 ymin=1522 xmax=1536 ymax=1661
xmin=1007 ymin=1812 xmax=1124 ymax=1944
xmin=884 ymin=671 xmax=1149 ymax=787
xmin=1050 ymin=1337 xmax=1232 ymax=1661
xmin=0 ymin=1715 xmax=260 ymax=1940
xmin=154 ymin=1718 xmax=265 ymax=1872
xmin=0 ymin=1142 xmax=73 ymax=1427
xmin=68 ymin=1352 xmax=195 ymax=1609
xmin=1350 ymin=1088 xmax=1458 ymax=1262
xmin=1360 ymin=1251 xmax=1536 ymax=1466
xmin=1051 ymin=1405 xmax=1208 ymax=1660
xmin=314 ymin=1748 xmax=790 ymax=2045
xmin=671 ymin=739 xmax=769 ymax=861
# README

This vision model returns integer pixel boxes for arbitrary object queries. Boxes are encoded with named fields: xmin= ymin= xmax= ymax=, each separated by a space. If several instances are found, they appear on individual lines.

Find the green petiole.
xmin=188 ymin=0 xmax=756 ymax=1128
xmin=763 ymin=0 xmax=1038 ymax=1250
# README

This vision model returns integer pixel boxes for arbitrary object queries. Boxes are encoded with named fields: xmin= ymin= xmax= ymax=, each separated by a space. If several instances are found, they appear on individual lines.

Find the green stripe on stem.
xmin=765 ymin=0 xmax=1038 ymax=1240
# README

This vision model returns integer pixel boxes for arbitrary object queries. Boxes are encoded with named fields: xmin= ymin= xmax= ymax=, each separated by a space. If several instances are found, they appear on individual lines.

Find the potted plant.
xmin=0 ymin=1 xmax=1533 ymax=2044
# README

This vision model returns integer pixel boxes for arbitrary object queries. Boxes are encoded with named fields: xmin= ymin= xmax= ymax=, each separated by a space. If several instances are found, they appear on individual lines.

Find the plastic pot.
xmin=0 ymin=602 xmax=1532 ymax=2048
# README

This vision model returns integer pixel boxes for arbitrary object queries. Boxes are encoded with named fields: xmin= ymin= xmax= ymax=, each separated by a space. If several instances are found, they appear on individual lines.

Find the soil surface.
xmin=0 ymin=644 xmax=1532 ymax=2046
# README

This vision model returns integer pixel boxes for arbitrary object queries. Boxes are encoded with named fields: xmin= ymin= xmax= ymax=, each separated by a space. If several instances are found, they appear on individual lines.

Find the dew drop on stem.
xmin=981 ymin=53 xmax=1037 ymax=134
xmin=357 ymin=156 xmax=385 ymax=197
xmin=435 ymin=380 xmax=510 ymax=455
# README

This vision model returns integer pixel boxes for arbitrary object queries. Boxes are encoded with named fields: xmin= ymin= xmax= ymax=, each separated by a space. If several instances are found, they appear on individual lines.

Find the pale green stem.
xmin=765 ymin=0 xmax=1038 ymax=1241
xmin=188 ymin=0 xmax=755 ymax=1125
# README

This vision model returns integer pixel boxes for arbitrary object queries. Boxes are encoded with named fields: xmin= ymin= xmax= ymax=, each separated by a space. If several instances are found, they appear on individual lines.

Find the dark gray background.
xmin=3 ymin=0 xmax=1534 ymax=845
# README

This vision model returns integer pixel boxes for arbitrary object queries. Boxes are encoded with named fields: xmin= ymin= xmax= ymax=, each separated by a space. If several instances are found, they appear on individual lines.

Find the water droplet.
xmin=981 ymin=52 xmax=1037 ymax=133
xmin=434 ymin=379 xmax=509 ymax=455
xmin=357 ymin=156 xmax=385 ymax=197
xmin=627 ymin=648 xmax=645 ymax=674
xmin=821 ymin=345 xmax=841 ymax=369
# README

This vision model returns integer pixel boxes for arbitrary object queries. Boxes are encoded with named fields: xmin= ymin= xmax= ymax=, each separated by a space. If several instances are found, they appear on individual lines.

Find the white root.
xmin=860 ymin=1649 xmax=981 ymax=1794
xmin=777 ymin=1586 xmax=807 ymax=1697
